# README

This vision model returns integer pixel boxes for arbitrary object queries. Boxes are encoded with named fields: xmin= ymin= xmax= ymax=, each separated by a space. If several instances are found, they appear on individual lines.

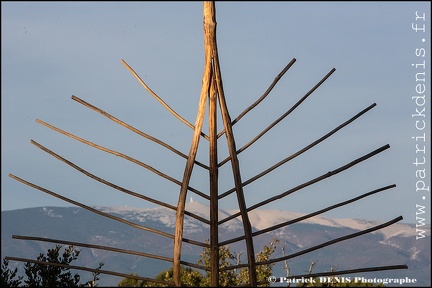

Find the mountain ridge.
xmin=95 ymin=198 xmax=427 ymax=239
xmin=1 ymin=204 xmax=430 ymax=287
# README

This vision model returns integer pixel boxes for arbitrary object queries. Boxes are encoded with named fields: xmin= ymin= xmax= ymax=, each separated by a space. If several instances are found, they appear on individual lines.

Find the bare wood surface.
xmin=6 ymin=2 xmax=405 ymax=287
xmin=209 ymin=2 xmax=257 ymax=285
xmin=172 ymin=3 xmax=213 ymax=285
xmin=209 ymin=61 xmax=220 ymax=286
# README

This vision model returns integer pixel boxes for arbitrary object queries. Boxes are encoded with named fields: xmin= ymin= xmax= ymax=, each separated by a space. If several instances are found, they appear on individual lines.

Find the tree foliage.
xmin=118 ymin=239 xmax=279 ymax=287
xmin=116 ymin=273 xmax=143 ymax=287
xmin=1 ymin=259 xmax=23 ymax=288
xmin=1 ymin=245 xmax=103 ymax=287
xmin=117 ymin=239 xmax=386 ymax=287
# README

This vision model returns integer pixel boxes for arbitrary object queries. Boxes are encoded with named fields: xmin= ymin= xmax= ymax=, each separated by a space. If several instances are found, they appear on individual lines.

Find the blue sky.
xmin=1 ymin=1 xmax=431 ymax=225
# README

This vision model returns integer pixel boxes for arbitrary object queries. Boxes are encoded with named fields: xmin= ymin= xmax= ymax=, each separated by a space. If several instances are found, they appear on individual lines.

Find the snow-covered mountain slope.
xmin=229 ymin=207 xmax=424 ymax=239
xmin=94 ymin=197 xmax=428 ymax=239
xmin=2 ymin=202 xmax=430 ymax=287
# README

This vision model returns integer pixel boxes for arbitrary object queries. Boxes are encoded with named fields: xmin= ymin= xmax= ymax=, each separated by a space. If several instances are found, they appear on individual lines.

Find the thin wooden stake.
xmin=71 ymin=95 xmax=209 ymax=170
xmin=7 ymin=174 xmax=209 ymax=248
xmin=219 ymin=103 xmax=377 ymax=198
xmin=208 ymin=1 xmax=257 ymax=284
xmin=35 ymin=119 xmax=209 ymax=200
xmin=217 ymin=58 xmax=297 ymax=138
xmin=219 ymin=184 xmax=396 ymax=246
xmin=121 ymin=59 xmax=210 ymax=141
xmin=12 ymin=235 xmax=208 ymax=271
xmin=30 ymin=140 xmax=210 ymax=224
xmin=5 ymin=256 xmax=178 ymax=287
xmin=219 ymin=144 xmax=390 ymax=224
xmin=220 ymin=216 xmax=404 ymax=271
xmin=218 ymin=68 xmax=336 ymax=167
xmin=209 ymin=62 xmax=219 ymax=286
xmin=256 ymin=216 xmax=404 ymax=267
xmin=172 ymin=3 xmax=213 ymax=284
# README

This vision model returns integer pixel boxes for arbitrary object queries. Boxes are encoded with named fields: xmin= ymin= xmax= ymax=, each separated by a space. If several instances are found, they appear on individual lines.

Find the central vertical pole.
xmin=206 ymin=2 xmax=258 ymax=286
xmin=209 ymin=69 xmax=219 ymax=286
xmin=175 ymin=2 xmax=257 ymax=286
xmin=206 ymin=3 xmax=219 ymax=286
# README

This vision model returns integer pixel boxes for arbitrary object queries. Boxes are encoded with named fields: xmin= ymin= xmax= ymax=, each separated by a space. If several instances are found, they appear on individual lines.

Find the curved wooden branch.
xmin=5 ymin=256 xmax=178 ymax=287
xmin=71 ymin=95 xmax=209 ymax=170
xmin=121 ymin=59 xmax=210 ymax=141
xmin=209 ymin=5 xmax=257 ymax=286
xmin=30 ymin=140 xmax=210 ymax=225
xmin=172 ymin=3 xmax=213 ymax=284
xmin=218 ymin=68 xmax=336 ymax=167
xmin=209 ymin=61 xmax=220 ymax=285
xmin=257 ymin=216 xmax=404 ymax=266
xmin=7 ymin=174 xmax=209 ymax=249
xmin=219 ymin=103 xmax=377 ymax=198
xmin=217 ymin=58 xmax=297 ymax=138
xmin=35 ymin=119 xmax=209 ymax=200
xmin=219 ymin=184 xmax=396 ymax=246
xmin=219 ymin=144 xmax=390 ymax=224
xmin=220 ymin=216 xmax=404 ymax=271
xmin=11 ymin=235 xmax=208 ymax=271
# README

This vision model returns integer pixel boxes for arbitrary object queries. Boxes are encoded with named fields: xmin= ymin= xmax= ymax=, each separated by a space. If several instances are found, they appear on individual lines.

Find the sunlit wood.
xmin=6 ymin=2 xmax=408 ymax=287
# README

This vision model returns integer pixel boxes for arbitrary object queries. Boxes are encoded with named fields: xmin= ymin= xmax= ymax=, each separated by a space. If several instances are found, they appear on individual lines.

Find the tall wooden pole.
xmin=6 ymin=2 xmax=409 ymax=286
xmin=172 ymin=3 xmax=213 ymax=286
xmin=209 ymin=64 xmax=219 ymax=287
xmin=174 ymin=2 xmax=257 ymax=286
xmin=205 ymin=1 xmax=258 ymax=286
xmin=207 ymin=3 xmax=220 ymax=286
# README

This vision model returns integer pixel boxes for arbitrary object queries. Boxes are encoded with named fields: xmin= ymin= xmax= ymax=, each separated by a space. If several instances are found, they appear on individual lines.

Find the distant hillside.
xmin=1 ymin=202 xmax=430 ymax=287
